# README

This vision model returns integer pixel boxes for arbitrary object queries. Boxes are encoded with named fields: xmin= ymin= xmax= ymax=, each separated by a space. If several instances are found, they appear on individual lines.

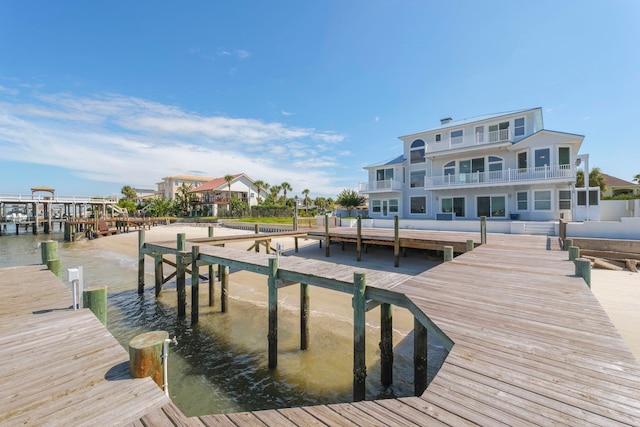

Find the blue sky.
xmin=1 ymin=1 xmax=638 ymax=198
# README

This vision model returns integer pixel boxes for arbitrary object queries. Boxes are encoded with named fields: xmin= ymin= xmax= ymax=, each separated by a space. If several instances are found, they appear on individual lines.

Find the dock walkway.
xmin=3 ymin=229 xmax=640 ymax=425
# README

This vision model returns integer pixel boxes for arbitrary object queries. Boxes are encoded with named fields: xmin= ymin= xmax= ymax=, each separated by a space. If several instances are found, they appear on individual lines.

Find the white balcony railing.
xmin=358 ymin=179 xmax=403 ymax=193
xmin=425 ymin=164 xmax=574 ymax=188
xmin=430 ymin=129 xmax=512 ymax=153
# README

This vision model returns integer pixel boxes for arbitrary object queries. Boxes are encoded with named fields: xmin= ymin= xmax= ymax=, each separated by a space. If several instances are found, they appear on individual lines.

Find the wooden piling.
xmin=40 ymin=240 xmax=58 ymax=265
xmin=83 ymin=286 xmax=107 ymax=325
xmin=564 ymin=238 xmax=574 ymax=251
xmin=176 ymin=233 xmax=187 ymax=317
xmin=154 ymin=255 xmax=164 ymax=297
xmin=414 ymin=318 xmax=428 ymax=396
xmin=221 ymin=265 xmax=229 ymax=313
xmin=325 ymin=214 xmax=330 ymax=257
xmin=568 ymin=246 xmax=580 ymax=261
xmin=480 ymin=216 xmax=487 ymax=245
xmin=46 ymin=259 xmax=62 ymax=279
xmin=353 ymin=272 xmax=367 ymax=401
xmin=394 ymin=215 xmax=400 ymax=268
xmin=254 ymin=224 xmax=260 ymax=253
xmin=208 ymin=226 xmax=215 ymax=306
xmin=300 ymin=283 xmax=309 ymax=350
xmin=191 ymin=246 xmax=200 ymax=324
xmin=129 ymin=330 xmax=168 ymax=389
xmin=574 ymin=258 xmax=592 ymax=288
xmin=356 ymin=215 xmax=362 ymax=262
xmin=380 ymin=303 xmax=393 ymax=388
xmin=466 ymin=239 xmax=474 ymax=252
xmin=138 ymin=230 xmax=145 ymax=294
xmin=444 ymin=246 xmax=453 ymax=262
xmin=268 ymin=257 xmax=278 ymax=369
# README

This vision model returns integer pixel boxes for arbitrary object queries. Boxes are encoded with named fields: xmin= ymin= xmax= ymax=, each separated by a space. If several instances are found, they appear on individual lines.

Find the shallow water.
xmin=0 ymin=230 xmax=447 ymax=417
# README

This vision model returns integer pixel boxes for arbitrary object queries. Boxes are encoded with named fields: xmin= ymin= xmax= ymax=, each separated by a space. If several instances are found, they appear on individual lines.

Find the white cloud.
xmin=235 ymin=50 xmax=251 ymax=59
xmin=281 ymin=110 xmax=294 ymax=116
xmin=0 ymin=85 xmax=18 ymax=95
xmin=0 ymin=86 xmax=348 ymax=197
xmin=375 ymin=116 xmax=380 ymax=123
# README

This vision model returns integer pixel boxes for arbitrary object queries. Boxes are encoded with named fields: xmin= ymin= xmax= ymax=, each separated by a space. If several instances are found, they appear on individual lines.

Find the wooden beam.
xmin=380 ymin=303 xmax=393 ymax=388
xmin=353 ymin=272 xmax=367 ymax=401
xmin=191 ymin=246 xmax=200 ymax=324
xmin=414 ymin=317 xmax=428 ymax=396
xmin=138 ymin=230 xmax=145 ymax=294
xmin=268 ymin=257 xmax=278 ymax=369
xmin=300 ymin=283 xmax=309 ymax=350
xmin=221 ymin=265 xmax=229 ymax=313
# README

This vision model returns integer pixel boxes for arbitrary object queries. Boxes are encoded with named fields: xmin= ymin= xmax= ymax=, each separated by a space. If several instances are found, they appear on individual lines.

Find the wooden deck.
xmin=4 ymin=228 xmax=640 ymax=425
xmin=0 ymin=265 xmax=197 ymax=426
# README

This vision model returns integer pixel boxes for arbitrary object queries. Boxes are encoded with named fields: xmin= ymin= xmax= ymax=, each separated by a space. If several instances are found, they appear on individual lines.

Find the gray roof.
xmin=364 ymin=154 xmax=405 ymax=168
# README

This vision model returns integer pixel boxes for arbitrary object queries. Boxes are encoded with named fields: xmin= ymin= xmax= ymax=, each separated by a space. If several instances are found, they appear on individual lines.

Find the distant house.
xmin=190 ymin=173 xmax=258 ymax=216
xmin=156 ymin=174 xmax=214 ymax=200
xmin=359 ymin=107 xmax=590 ymax=221
xmin=602 ymin=173 xmax=640 ymax=198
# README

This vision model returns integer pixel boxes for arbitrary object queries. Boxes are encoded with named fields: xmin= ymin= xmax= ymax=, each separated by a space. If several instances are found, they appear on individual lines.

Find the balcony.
xmin=429 ymin=129 xmax=512 ymax=154
xmin=425 ymin=164 xmax=574 ymax=189
xmin=358 ymin=179 xmax=403 ymax=193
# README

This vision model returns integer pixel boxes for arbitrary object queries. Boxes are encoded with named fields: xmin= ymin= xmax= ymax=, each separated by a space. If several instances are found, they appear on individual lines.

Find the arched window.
xmin=443 ymin=160 xmax=456 ymax=176
xmin=488 ymin=156 xmax=504 ymax=180
xmin=410 ymin=139 xmax=425 ymax=164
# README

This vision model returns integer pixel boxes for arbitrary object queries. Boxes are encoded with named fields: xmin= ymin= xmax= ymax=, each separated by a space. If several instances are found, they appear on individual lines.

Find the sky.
xmin=1 ymin=1 xmax=638 ymax=199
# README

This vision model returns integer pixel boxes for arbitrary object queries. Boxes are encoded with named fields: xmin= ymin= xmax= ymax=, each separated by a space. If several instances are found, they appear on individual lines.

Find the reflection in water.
xmin=0 ymin=232 xmax=447 ymax=417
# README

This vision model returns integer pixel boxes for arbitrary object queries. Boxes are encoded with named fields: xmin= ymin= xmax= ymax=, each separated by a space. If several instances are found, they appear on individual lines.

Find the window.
xmin=411 ymin=197 xmax=426 ymax=214
xmin=488 ymin=156 xmax=504 ymax=180
xmin=376 ymin=168 xmax=394 ymax=181
xmin=517 ymin=192 xmax=528 ymax=210
xmin=372 ymin=200 xmax=381 ymax=213
xmin=477 ymin=196 xmax=506 ymax=217
xmin=489 ymin=121 xmax=509 ymax=142
xmin=450 ymin=129 xmax=463 ymax=144
xmin=435 ymin=134 xmax=441 ymax=142
xmin=577 ymin=190 xmax=599 ymax=206
xmin=514 ymin=117 xmax=525 ymax=137
xmin=475 ymin=126 xmax=484 ymax=143
xmin=174 ymin=180 xmax=179 ymax=186
xmin=443 ymin=161 xmax=455 ymax=176
xmin=410 ymin=170 xmax=426 ymax=188
xmin=471 ymin=158 xmax=485 ymax=173
xmin=534 ymin=191 xmax=551 ymax=210
xmin=517 ymin=151 xmax=527 ymax=170
xmin=535 ymin=148 xmax=550 ymax=168
xmin=442 ymin=197 xmax=465 ymax=217
xmin=559 ymin=190 xmax=571 ymax=210
xmin=558 ymin=147 xmax=570 ymax=166
xmin=410 ymin=139 xmax=425 ymax=164
xmin=389 ymin=199 xmax=399 ymax=213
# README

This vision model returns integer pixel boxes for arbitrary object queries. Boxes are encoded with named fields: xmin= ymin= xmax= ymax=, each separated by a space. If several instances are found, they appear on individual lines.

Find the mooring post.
xmin=480 ymin=216 xmax=487 ymax=245
xmin=394 ymin=215 xmax=400 ymax=267
xmin=129 ymin=330 xmax=168 ymax=390
xmin=380 ymin=303 xmax=393 ymax=388
xmin=83 ymin=286 xmax=107 ymax=325
xmin=208 ymin=226 xmax=216 ymax=306
xmin=46 ymin=259 xmax=62 ymax=279
xmin=254 ymin=224 xmax=260 ymax=253
xmin=568 ymin=246 xmax=580 ymax=261
xmin=138 ymin=230 xmax=145 ymax=294
xmin=191 ymin=246 xmax=200 ymax=324
xmin=300 ymin=283 xmax=309 ymax=350
xmin=221 ymin=265 xmax=229 ymax=313
xmin=443 ymin=246 xmax=453 ymax=262
xmin=466 ymin=239 xmax=474 ymax=252
xmin=564 ymin=238 xmax=574 ymax=251
xmin=268 ymin=257 xmax=279 ymax=369
xmin=325 ymin=214 xmax=330 ymax=257
xmin=41 ymin=240 xmax=58 ymax=264
xmin=176 ymin=233 xmax=186 ymax=318
xmin=353 ymin=272 xmax=367 ymax=401
xmin=574 ymin=258 xmax=592 ymax=288
xmin=154 ymin=255 xmax=164 ymax=297
xmin=356 ymin=215 xmax=362 ymax=261
xmin=414 ymin=318 xmax=428 ymax=396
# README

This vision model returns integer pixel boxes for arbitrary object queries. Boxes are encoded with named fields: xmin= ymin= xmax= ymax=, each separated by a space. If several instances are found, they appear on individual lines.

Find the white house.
xmin=190 ymin=173 xmax=258 ymax=216
xmin=360 ymin=108 xmax=590 ymax=222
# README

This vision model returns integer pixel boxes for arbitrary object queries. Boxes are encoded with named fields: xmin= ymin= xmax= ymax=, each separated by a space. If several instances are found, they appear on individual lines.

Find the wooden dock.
xmin=3 ymin=228 xmax=640 ymax=425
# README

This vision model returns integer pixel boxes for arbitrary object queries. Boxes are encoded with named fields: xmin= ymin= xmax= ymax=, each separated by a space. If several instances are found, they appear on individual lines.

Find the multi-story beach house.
xmin=190 ymin=173 xmax=258 ymax=216
xmin=156 ymin=174 xmax=213 ymax=200
xmin=359 ymin=108 xmax=589 ymax=222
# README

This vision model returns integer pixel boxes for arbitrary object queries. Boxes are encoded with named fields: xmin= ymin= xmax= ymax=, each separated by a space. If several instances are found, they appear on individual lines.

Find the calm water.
xmin=0 ymin=229 xmax=447 ymax=417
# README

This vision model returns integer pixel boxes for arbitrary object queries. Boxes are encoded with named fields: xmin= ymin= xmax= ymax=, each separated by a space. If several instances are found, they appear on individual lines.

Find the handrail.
xmin=0 ymin=194 xmax=119 ymax=203
xmin=425 ymin=164 xmax=574 ymax=188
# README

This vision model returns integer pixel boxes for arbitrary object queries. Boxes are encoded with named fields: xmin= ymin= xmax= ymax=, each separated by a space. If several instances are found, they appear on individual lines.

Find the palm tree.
xmin=576 ymin=167 xmax=606 ymax=196
xmin=302 ymin=189 xmax=310 ymax=214
xmin=254 ymin=179 xmax=266 ymax=203
xmin=281 ymin=182 xmax=292 ymax=202
xmin=224 ymin=174 xmax=234 ymax=203
xmin=270 ymin=185 xmax=282 ymax=200
xmin=633 ymin=173 xmax=640 ymax=183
